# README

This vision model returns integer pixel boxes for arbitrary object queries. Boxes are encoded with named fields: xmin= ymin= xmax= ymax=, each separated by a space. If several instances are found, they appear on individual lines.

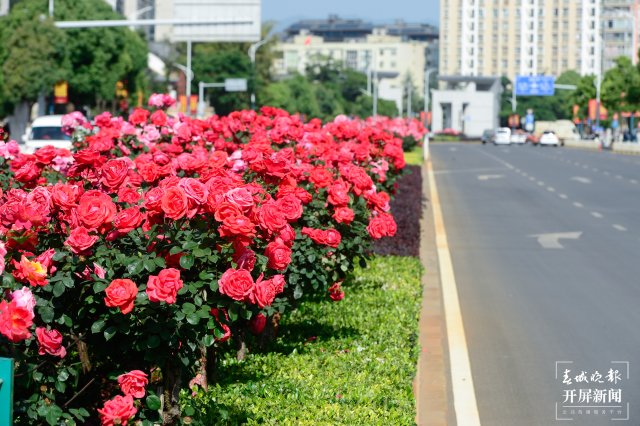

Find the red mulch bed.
xmin=373 ymin=165 xmax=422 ymax=257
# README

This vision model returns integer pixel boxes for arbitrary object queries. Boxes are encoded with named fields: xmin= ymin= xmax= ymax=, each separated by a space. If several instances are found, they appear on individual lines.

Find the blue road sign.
xmin=0 ymin=357 xmax=13 ymax=425
xmin=515 ymin=75 xmax=556 ymax=96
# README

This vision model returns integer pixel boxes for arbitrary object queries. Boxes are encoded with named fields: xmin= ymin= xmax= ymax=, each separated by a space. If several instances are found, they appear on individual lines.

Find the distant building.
xmin=431 ymin=76 xmax=502 ymax=137
xmin=276 ymin=16 xmax=438 ymax=113
xmin=0 ymin=0 xmax=9 ymax=16
xmin=440 ymin=0 xmax=602 ymax=80
xmin=602 ymin=0 xmax=640 ymax=70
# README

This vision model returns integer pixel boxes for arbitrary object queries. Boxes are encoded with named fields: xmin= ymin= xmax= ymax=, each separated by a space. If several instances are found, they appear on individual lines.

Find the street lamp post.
xmin=248 ymin=39 xmax=268 ymax=110
xmin=423 ymin=68 xmax=437 ymax=161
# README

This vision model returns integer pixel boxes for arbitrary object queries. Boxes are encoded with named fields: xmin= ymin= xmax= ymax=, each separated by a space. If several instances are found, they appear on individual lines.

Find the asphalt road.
xmin=431 ymin=143 xmax=640 ymax=426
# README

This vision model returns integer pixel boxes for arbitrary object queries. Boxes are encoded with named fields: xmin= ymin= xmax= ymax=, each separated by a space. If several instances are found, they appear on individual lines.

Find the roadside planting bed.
xmin=0 ymin=100 xmax=425 ymax=425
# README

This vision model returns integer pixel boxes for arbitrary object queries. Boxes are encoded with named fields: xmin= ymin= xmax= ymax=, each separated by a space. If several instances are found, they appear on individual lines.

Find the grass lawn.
xmin=186 ymin=256 xmax=422 ymax=425
xmin=404 ymin=147 xmax=423 ymax=166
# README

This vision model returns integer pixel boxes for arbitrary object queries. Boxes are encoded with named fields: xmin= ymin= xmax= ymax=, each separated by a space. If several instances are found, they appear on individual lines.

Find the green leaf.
xmin=39 ymin=306 xmax=55 ymax=323
xmin=193 ymin=248 xmax=206 ymax=258
xmin=154 ymin=257 xmax=166 ymax=268
xmin=143 ymin=258 xmax=157 ymax=272
xmin=184 ymin=405 xmax=196 ymax=416
xmin=52 ymin=282 xmax=65 ymax=297
xmin=104 ymin=326 xmax=117 ymax=341
xmin=146 ymin=335 xmax=161 ymax=349
xmin=146 ymin=394 xmax=161 ymax=411
xmin=57 ymin=369 xmax=70 ymax=382
xmin=169 ymin=246 xmax=182 ymax=255
xmin=199 ymin=271 xmax=214 ymax=280
xmin=293 ymin=285 xmax=303 ymax=299
xmin=181 ymin=303 xmax=196 ymax=315
xmin=179 ymin=254 xmax=194 ymax=270
xmin=91 ymin=319 xmax=106 ymax=334
xmin=93 ymin=281 xmax=108 ymax=293
xmin=45 ymin=405 xmax=63 ymax=426
xmin=186 ymin=313 xmax=200 ymax=325
xmin=203 ymin=334 xmax=215 ymax=347
xmin=127 ymin=260 xmax=144 ymax=275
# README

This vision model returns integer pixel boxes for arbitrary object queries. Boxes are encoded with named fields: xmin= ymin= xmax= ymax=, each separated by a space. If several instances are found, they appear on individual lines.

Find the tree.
xmin=602 ymin=56 xmax=640 ymax=114
xmin=0 ymin=0 xmax=148 ymax=121
xmin=569 ymin=74 xmax=596 ymax=118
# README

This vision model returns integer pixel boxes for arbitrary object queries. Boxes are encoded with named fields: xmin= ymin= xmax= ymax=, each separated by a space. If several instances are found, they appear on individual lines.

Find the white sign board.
xmin=172 ymin=0 xmax=261 ymax=42
xmin=225 ymin=78 xmax=248 ymax=92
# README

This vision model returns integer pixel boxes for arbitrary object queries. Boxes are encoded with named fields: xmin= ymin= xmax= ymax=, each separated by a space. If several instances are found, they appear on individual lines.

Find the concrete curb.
xmin=414 ymin=160 xmax=456 ymax=426
xmin=563 ymin=140 xmax=602 ymax=151
xmin=612 ymin=142 xmax=640 ymax=155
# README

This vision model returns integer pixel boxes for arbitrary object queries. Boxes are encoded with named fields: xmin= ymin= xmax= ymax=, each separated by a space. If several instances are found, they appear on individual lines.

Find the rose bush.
xmin=0 ymin=96 xmax=407 ymax=425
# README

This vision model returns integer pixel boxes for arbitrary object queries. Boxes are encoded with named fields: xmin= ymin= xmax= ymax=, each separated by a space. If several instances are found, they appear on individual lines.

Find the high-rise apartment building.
xmin=440 ymin=0 xmax=603 ymax=80
xmin=602 ymin=0 xmax=640 ymax=70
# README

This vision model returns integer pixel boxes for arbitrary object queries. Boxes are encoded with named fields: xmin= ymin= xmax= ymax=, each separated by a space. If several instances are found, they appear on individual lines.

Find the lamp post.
xmin=248 ymin=39 xmax=269 ymax=110
xmin=423 ymin=68 xmax=437 ymax=161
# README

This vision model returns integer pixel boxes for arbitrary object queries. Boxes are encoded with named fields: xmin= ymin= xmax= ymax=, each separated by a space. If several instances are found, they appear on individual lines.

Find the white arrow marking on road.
xmin=477 ymin=174 xmax=504 ymax=181
xmin=571 ymin=176 xmax=592 ymax=184
xmin=530 ymin=232 xmax=582 ymax=249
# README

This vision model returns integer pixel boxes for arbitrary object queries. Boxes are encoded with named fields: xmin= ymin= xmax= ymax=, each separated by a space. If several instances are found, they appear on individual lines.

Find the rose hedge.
xmin=0 ymin=98 xmax=418 ymax=425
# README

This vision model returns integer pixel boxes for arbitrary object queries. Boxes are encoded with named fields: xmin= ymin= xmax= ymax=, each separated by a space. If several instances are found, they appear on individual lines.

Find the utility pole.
xmin=423 ymin=68 xmax=437 ymax=161
xmin=186 ymin=40 xmax=192 ymax=115
xmin=407 ymin=81 xmax=412 ymax=118
xmin=248 ymin=39 xmax=269 ymax=110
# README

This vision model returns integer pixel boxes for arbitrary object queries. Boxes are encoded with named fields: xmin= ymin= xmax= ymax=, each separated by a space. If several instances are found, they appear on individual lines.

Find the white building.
xmin=273 ymin=30 xmax=429 ymax=112
xmin=431 ymin=76 xmax=502 ymax=137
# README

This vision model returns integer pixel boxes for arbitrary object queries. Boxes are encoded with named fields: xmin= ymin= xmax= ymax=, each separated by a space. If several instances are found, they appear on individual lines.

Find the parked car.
xmin=510 ymin=130 xmax=527 ymax=144
xmin=538 ymin=130 xmax=560 ymax=147
xmin=21 ymin=115 xmax=71 ymax=154
xmin=481 ymin=129 xmax=494 ymax=144
xmin=493 ymin=127 xmax=511 ymax=145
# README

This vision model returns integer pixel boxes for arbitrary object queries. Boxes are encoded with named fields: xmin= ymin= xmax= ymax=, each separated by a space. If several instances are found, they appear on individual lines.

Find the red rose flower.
xmin=214 ymin=201 xmax=243 ymax=223
xmin=309 ymin=167 xmax=334 ymax=188
xmin=251 ymin=275 xmax=281 ymax=308
xmin=257 ymin=202 xmax=287 ymax=233
xmin=100 ymin=159 xmax=129 ymax=190
xmin=264 ymin=241 xmax=292 ymax=271
xmin=65 ymin=226 xmax=99 ymax=254
xmin=36 ymin=327 xmax=66 ymax=358
xmin=367 ymin=213 xmax=397 ymax=239
xmin=137 ymin=161 xmax=159 ymax=183
xmin=329 ymin=282 xmax=345 ymax=301
xmin=77 ymin=190 xmax=117 ymax=230
xmin=276 ymin=195 xmax=303 ymax=222
xmin=327 ymin=180 xmax=351 ymax=206
xmin=12 ymin=256 xmax=48 ymax=286
xmin=128 ymin=108 xmax=149 ymax=126
xmin=161 ymin=186 xmax=188 ymax=220
xmin=218 ymin=268 xmax=254 ymax=302
xmin=51 ymin=183 xmax=81 ymax=210
xmin=114 ymin=207 xmax=143 ymax=234
xmin=210 ymin=308 xmax=232 ymax=343
xmin=249 ymin=313 xmax=267 ymax=335
xmin=117 ymin=370 xmax=148 ymax=399
xmin=332 ymin=207 xmax=355 ymax=225
xmin=97 ymin=395 xmax=137 ymax=426
xmin=117 ymin=186 xmax=141 ymax=204
xmin=323 ymin=229 xmax=342 ymax=248
xmin=104 ymin=279 xmax=138 ymax=314
xmin=219 ymin=215 xmax=256 ymax=239
xmin=146 ymin=268 xmax=183 ymax=304
xmin=0 ymin=300 xmax=33 ymax=342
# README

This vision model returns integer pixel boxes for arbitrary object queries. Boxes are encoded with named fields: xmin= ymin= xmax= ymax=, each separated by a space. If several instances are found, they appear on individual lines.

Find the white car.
xmin=539 ymin=130 xmax=560 ymax=147
xmin=21 ymin=115 xmax=71 ymax=154
xmin=510 ymin=131 xmax=527 ymax=144
xmin=493 ymin=127 xmax=511 ymax=145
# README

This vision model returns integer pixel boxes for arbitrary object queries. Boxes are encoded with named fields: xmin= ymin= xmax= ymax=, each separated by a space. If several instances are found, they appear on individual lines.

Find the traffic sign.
xmin=224 ymin=78 xmax=248 ymax=92
xmin=515 ymin=75 xmax=556 ymax=96
xmin=172 ymin=0 xmax=260 ymax=42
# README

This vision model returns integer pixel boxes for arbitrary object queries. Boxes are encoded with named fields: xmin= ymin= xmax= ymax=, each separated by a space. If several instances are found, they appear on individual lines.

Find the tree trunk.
xmin=6 ymin=101 xmax=31 ymax=143
xmin=162 ymin=360 xmax=182 ymax=425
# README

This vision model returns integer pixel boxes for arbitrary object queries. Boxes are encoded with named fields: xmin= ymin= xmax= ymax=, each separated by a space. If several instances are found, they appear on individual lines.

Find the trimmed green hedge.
xmin=183 ymin=256 xmax=422 ymax=425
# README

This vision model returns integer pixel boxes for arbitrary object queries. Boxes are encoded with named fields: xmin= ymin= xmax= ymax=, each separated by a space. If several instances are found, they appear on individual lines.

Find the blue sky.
xmin=262 ymin=0 xmax=440 ymax=30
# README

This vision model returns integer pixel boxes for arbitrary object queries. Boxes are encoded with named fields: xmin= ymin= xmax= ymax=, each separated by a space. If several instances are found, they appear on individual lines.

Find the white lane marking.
xmin=427 ymin=161 xmax=481 ymax=426
xmin=593 ymin=168 xmax=599 ymax=172
xmin=449 ymin=147 xmax=458 ymax=151
xmin=434 ymin=167 xmax=507 ymax=175
xmin=573 ymin=202 xmax=584 ymax=208
xmin=529 ymin=177 xmax=536 ymax=181
xmin=559 ymin=194 xmax=568 ymax=199
xmin=530 ymin=232 xmax=583 ymax=249
xmin=571 ymin=176 xmax=592 ymax=184
xmin=547 ymin=187 xmax=556 ymax=192
xmin=613 ymin=224 xmax=627 ymax=232
xmin=591 ymin=212 xmax=603 ymax=218
xmin=537 ymin=181 xmax=545 ymax=186
xmin=522 ymin=172 xmax=528 ymax=177
xmin=631 ymin=179 xmax=638 ymax=184
xmin=616 ymin=175 xmax=623 ymax=179
xmin=604 ymin=171 xmax=611 ymax=175
xmin=477 ymin=174 xmax=504 ymax=181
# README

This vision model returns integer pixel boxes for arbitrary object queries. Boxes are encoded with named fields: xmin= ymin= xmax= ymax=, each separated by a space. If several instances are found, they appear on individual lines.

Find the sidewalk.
xmin=414 ymin=159 xmax=455 ymax=426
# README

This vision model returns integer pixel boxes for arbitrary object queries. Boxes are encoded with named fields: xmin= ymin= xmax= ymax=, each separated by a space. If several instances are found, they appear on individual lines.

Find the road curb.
xmin=414 ymin=160 xmax=456 ymax=426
